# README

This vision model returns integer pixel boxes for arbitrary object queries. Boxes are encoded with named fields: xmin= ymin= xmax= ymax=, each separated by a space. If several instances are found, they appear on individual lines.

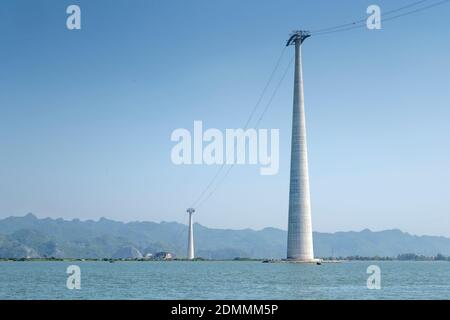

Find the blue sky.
xmin=1 ymin=0 xmax=449 ymax=236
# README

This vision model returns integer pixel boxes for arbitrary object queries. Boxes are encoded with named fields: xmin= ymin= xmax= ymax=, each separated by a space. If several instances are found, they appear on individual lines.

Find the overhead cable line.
xmin=310 ymin=0 xmax=430 ymax=34
xmin=189 ymin=46 xmax=288 ymax=209
xmin=195 ymin=56 xmax=295 ymax=210
xmin=312 ymin=0 xmax=450 ymax=36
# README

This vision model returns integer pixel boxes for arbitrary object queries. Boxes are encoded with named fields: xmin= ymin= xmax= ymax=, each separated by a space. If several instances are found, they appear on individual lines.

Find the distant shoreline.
xmin=1 ymin=254 xmax=449 ymax=263
xmin=2 ymin=214 xmax=450 ymax=260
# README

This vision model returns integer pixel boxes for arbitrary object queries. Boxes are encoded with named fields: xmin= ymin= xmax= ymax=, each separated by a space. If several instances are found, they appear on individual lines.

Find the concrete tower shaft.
xmin=187 ymin=208 xmax=195 ymax=260
xmin=286 ymin=31 xmax=315 ymax=261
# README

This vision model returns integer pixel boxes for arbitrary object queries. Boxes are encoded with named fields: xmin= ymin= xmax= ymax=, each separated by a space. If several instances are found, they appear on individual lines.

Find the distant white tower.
xmin=286 ymin=31 xmax=316 ymax=262
xmin=187 ymin=208 xmax=195 ymax=260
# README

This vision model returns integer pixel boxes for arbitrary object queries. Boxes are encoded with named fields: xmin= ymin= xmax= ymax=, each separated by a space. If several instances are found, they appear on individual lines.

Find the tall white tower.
xmin=286 ymin=31 xmax=316 ymax=262
xmin=187 ymin=208 xmax=195 ymax=260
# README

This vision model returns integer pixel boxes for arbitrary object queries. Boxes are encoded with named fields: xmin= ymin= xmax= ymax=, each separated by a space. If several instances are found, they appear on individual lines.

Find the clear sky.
xmin=1 ymin=0 xmax=449 ymax=236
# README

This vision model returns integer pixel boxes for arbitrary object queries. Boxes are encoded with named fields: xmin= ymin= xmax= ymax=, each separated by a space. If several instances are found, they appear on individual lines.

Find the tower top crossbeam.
xmin=286 ymin=30 xmax=311 ymax=46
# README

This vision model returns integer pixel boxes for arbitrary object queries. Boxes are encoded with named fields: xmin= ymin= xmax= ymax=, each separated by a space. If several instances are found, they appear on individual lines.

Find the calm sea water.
xmin=0 ymin=261 xmax=449 ymax=299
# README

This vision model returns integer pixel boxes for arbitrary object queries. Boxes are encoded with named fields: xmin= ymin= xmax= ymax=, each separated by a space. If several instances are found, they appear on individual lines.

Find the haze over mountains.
xmin=1 ymin=213 xmax=449 ymax=259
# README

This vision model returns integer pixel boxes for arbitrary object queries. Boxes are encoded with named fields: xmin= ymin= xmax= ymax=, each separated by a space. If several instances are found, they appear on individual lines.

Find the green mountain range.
xmin=0 ymin=213 xmax=449 ymax=259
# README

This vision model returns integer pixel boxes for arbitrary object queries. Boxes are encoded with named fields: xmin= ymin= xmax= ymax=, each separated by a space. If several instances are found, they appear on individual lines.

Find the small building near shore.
xmin=153 ymin=252 xmax=173 ymax=260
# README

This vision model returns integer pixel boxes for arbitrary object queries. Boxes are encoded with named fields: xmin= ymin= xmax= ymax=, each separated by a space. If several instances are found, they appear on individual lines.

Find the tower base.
xmin=284 ymin=258 xmax=322 ymax=264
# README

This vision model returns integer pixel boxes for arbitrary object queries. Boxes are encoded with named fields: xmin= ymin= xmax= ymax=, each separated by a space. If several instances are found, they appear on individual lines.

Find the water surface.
xmin=0 ymin=261 xmax=449 ymax=299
